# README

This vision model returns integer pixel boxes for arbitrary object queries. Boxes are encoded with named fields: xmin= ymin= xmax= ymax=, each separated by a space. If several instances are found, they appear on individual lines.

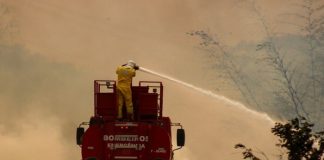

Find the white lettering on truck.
xmin=103 ymin=135 xmax=148 ymax=151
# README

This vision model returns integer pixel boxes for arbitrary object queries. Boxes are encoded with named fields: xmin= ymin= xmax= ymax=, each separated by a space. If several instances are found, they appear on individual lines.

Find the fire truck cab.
xmin=76 ymin=80 xmax=185 ymax=160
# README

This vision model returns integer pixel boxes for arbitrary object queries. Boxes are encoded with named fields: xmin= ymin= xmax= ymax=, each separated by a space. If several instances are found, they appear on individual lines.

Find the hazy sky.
xmin=7 ymin=0 xmax=296 ymax=74
xmin=1 ymin=0 xmax=321 ymax=159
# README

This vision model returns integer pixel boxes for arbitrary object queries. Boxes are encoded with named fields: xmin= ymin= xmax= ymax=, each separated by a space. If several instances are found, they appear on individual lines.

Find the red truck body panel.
xmin=78 ymin=80 xmax=181 ymax=160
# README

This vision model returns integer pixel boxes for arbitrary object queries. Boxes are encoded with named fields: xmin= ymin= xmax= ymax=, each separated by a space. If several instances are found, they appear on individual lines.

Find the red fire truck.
xmin=76 ymin=80 xmax=185 ymax=160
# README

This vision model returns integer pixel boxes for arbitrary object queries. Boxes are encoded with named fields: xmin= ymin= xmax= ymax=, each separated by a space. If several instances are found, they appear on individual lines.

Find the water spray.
xmin=139 ymin=67 xmax=274 ymax=123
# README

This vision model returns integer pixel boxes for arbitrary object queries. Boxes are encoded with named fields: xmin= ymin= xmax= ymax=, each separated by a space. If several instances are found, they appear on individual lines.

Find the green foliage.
xmin=235 ymin=117 xmax=324 ymax=160
xmin=272 ymin=117 xmax=324 ymax=160
xmin=234 ymin=144 xmax=261 ymax=160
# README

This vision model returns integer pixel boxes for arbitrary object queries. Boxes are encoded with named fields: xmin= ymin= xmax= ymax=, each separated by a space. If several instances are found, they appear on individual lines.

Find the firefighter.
xmin=116 ymin=60 xmax=139 ymax=120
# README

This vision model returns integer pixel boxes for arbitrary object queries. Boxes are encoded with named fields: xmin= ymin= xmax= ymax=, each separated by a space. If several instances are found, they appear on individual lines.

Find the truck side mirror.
xmin=76 ymin=127 xmax=85 ymax=145
xmin=177 ymin=128 xmax=185 ymax=147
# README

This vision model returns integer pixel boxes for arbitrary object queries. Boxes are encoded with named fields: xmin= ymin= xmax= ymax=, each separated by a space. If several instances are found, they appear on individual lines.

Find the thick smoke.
xmin=0 ymin=45 xmax=279 ymax=160
xmin=0 ymin=45 xmax=92 ymax=159
xmin=164 ymin=80 xmax=278 ymax=159
xmin=0 ymin=111 xmax=67 ymax=159
xmin=1 ymin=0 xmax=313 ymax=159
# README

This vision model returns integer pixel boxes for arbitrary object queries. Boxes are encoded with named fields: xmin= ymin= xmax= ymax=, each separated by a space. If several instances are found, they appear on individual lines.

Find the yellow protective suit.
xmin=116 ymin=65 xmax=136 ymax=119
